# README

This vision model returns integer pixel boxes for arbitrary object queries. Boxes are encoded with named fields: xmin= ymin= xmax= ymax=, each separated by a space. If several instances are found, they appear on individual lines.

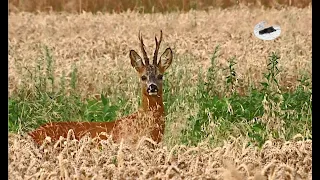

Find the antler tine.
xmin=153 ymin=30 xmax=163 ymax=65
xmin=139 ymin=31 xmax=149 ymax=65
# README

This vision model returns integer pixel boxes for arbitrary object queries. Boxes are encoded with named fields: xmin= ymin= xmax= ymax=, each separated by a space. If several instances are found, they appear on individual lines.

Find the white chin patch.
xmin=148 ymin=92 xmax=158 ymax=96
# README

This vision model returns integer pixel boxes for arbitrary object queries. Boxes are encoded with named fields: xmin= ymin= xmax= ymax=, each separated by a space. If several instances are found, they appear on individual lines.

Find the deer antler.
xmin=153 ymin=30 xmax=163 ymax=65
xmin=139 ymin=31 xmax=149 ymax=65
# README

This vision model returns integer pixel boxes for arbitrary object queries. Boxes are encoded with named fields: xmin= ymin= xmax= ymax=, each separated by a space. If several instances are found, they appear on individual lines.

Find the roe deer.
xmin=28 ymin=30 xmax=173 ymax=145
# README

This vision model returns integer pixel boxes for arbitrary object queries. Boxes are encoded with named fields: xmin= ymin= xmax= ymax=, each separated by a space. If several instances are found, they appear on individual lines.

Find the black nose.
xmin=148 ymin=84 xmax=158 ymax=93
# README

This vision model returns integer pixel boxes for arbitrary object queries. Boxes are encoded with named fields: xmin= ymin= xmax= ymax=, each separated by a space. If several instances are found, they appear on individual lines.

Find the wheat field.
xmin=9 ymin=7 xmax=312 ymax=98
xmin=9 ymin=6 xmax=312 ymax=180
xmin=9 ymin=133 xmax=312 ymax=179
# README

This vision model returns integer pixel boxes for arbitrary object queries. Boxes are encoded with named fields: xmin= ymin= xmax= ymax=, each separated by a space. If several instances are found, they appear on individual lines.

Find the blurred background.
xmin=9 ymin=0 xmax=312 ymax=13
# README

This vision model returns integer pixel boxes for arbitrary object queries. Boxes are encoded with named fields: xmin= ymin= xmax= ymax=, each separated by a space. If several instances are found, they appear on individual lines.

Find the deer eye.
xmin=157 ymin=74 xmax=163 ymax=80
xmin=141 ymin=75 xmax=147 ymax=81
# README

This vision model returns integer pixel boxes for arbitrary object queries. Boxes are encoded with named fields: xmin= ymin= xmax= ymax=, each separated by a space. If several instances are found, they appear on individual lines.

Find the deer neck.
xmin=141 ymin=91 xmax=164 ymax=117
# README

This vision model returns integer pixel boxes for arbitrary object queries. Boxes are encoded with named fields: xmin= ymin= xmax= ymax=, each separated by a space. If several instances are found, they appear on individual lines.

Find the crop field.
xmin=9 ymin=3 xmax=311 ymax=180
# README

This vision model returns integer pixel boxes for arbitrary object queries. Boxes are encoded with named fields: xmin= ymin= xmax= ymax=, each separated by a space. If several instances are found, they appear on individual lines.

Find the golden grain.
xmin=9 ymin=7 xmax=311 ymax=179
xmin=9 ymin=7 xmax=311 ymax=99
xmin=9 ymin=133 xmax=312 ymax=179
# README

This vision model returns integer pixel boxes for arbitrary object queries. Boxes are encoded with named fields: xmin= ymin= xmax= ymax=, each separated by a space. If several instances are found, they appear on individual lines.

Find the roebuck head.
xmin=129 ymin=30 xmax=173 ymax=97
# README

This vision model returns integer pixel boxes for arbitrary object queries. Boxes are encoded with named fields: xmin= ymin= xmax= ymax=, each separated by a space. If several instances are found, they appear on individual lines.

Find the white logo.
xmin=254 ymin=21 xmax=281 ymax=40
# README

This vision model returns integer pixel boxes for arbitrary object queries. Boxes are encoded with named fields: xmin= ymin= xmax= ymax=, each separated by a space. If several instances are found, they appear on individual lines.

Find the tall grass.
xmin=180 ymin=49 xmax=311 ymax=147
xmin=8 ymin=45 xmax=312 ymax=147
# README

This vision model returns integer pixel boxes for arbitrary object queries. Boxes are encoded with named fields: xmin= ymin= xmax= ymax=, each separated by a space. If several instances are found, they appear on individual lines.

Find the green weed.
xmin=180 ymin=50 xmax=311 ymax=147
xmin=8 ymin=46 xmax=312 ymax=148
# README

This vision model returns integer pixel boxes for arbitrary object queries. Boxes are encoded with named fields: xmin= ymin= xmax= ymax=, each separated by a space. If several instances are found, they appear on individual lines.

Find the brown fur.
xmin=28 ymin=30 xmax=173 ymax=145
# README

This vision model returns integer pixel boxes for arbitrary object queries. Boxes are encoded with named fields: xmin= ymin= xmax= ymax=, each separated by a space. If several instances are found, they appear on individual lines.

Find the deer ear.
xmin=158 ymin=48 xmax=173 ymax=72
xmin=129 ymin=50 xmax=144 ymax=72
